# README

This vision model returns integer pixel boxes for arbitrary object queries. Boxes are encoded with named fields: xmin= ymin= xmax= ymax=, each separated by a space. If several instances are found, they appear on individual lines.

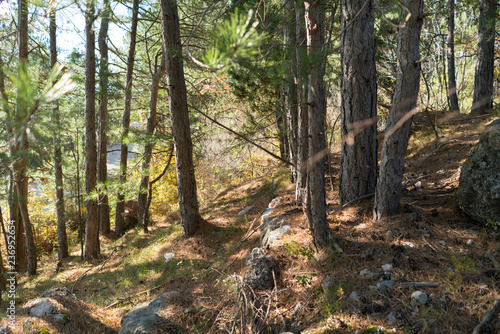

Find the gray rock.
xmin=411 ymin=290 xmax=428 ymax=306
xmin=466 ymin=239 xmax=473 ymax=246
xmin=29 ymin=298 xmax=59 ymax=317
xmin=163 ymin=253 xmax=175 ymax=262
xmin=403 ymin=241 xmax=415 ymax=249
xmin=457 ymin=118 xmax=500 ymax=227
xmin=359 ymin=269 xmax=377 ymax=278
xmin=245 ymin=248 xmax=272 ymax=290
xmin=237 ymin=206 xmax=255 ymax=217
xmin=321 ymin=276 xmax=333 ymax=293
xmin=268 ymin=197 xmax=282 ymax=208
xmin=119 ymin=299 xmax=165 ymax=334
xmin=387 ymin=311 xmax=398 ymax=326
xmin=119 ymin=291 xmax=191 ymax=334
xmin=438 ymin=240 xmax=447 ymax=246
xmin=381 ymin=264 xmax=393 ymax=271
xmin=41 ymin=287 xmax=75 ymax=299
xmin=0 ymin=325 xmax=13 ymax=334
xmin=377 ymin=280 xmax=396 ymax=291
xmin=260 ymin=217 xmax=290 ymax=248
xmin=349 ymin=291 xmax=360 ymax=301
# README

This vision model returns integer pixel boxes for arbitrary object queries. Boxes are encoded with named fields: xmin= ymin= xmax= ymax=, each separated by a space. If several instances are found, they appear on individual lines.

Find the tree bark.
xmin=159 ymin=0 xmax=202 ymax=237
xmin=339 ymin=0 xmax=377 ymax=205
xmin=0 ymin=206 xmax=5 ymax=298
xmin=50 ymin=5 xmax=68 ymax=260
xmin=373 ymin=0 xmax=423 ymax=220
xmin=304 ymin=0 xmax=329 ymax=248
xmin=447 ymin=0 xmax=459 ymax=112
xmin=138 ymin=55 xmax=166 ymax=230
xmin=98 ymin=0 xmax=111 ymax=235
xmin=7 ymin=174 xmax=26 ymax=272
xmin=115 ymin=0 xmax=140 ymax=237
xmin=15 ymin=0 xmax=37 ymax=275
xmin=295 ymin=4 xmax=308 ymax=206
xmin=84 ymin=0 xmax=100 ymax=260
xmin=471 ymin=0 xmax=496 ymax=116
xmin=1 ymin=55 xmax=27 ymax=272
xmin=284 ymin=0 xmax=297 ymax=182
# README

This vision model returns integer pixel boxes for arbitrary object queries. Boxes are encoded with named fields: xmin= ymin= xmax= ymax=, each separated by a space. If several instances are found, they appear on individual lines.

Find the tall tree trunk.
xmin=50 ymin=6 xmax=68 ymax=260
xmin=471 ymin=0 xmax=496 ymax=116
xmin=98 ymin=0 xmax=111 ymax=235
xmin=0 ymin=206 xmax=5 ymax=298
xmin=138 ymin=55 xmax=166 ymax=230
xmin=8 ymin=175 xmax=26 ymax=272
xmin=1 ymin=55 xmax=27 ymax=272
xmin=15 ymin=0 xmax=37 ymax=275
xmin=295 ymin=3 xmax=308 ymax=206
xmin=84 ymin=0 xmax=100 ymax=260
xmin=115 ymin=0 xmax=140 ymax=237
xmin=373 ymin=0 xmax=423 ymax=220
xmin=447 ymin=0 xmax=459 ymax=112
xmin=159 ymin=0 xmax=202 ymax=237
xmin=304 ymin=0 xmax=329 ymax=248
xmin=284 ymin=0 xmax=297 ymax=182
xmin=339 ymin=0 xmax=377 ymax=205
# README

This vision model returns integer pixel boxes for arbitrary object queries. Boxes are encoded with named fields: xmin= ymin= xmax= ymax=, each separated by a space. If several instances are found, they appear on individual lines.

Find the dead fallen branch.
xmin=472 ymin=298 xmax=500 ymax=334
xmin=399 ymin=282 xmax=440 ymax=288
xmin=105 ymin=285 xmax=162 ymax=309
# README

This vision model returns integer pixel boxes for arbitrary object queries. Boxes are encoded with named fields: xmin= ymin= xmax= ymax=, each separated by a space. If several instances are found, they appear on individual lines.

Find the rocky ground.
xmin=1 ymin=113 xmax=499 ymax=334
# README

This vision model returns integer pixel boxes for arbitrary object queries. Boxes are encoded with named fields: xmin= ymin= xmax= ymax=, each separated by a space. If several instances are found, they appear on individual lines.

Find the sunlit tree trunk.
xmin=98 ymin=0 xmax=111 ymax=235
xmin=15 ymin=0 xmax=37 ymax=275
xmin=84 ymin=0 xmax=100 ymax=260
xmin=1 ymin=54 xmax=27 ymax=272
xmin=471 ymin=0 xmax=496 ymax=116
xmin=374 ymin=0 xmax=423 ymax=220
xmin=138 ymin=55 xmax=165 ymax=231
xmin=447 ymin=0 xmax=459 ymax=112
xmin=159 ymin=0 xmax=202 ymax=237
xmin=304 ymin=0 xmax=329 ymax=248
xmin=50 ymin=5 xmax=68 ymax=260
xmin=115 ymin=0 xmax=140 ymax=237
xmin=295 ymin=3 xmax=308 ymax=206
xmin=284 ymin=0 xmax=297 ymax=182
xmin=339 ymin=0 xmax=377 ymax=205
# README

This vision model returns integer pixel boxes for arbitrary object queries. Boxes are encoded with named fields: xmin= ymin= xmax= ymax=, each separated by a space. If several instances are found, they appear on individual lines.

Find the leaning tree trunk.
xmin=373 ymin=0 xmax=423 ymax=220
xmin=447 ymin=0 xmax=460 ymax=112
xmin=50 ymin=5 xmax=68 ymax=260
xmin=84 ymin=0 xmax=100 ymax=260
xmin=159 ymin=0 xmax=202 ymax=237
xmin=471 ymin=0 xmax=496 ymax=116
xmin=137 ymin=55 xmax=166 ymax=230
xmin=97 ymin=0 xmax=111 ymax=235
xmin=304 ymin=0 xmax=329 ymax=248
xmin=115 ymin=0 xmax=140 ymax=237
xmin=15 ymin=0 xmax=37 ymax=275
xmin=295 ymin=3 xmax=308 ymax=206
xmin=339 ymin=0 xmax=377 ymax=205
xmin=284 ymin=0 xmax=297 ymax=182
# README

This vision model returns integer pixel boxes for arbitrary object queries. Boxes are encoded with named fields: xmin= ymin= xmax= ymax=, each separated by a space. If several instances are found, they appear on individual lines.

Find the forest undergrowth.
xmin=1 ymin=112 xmax=499 ymax=334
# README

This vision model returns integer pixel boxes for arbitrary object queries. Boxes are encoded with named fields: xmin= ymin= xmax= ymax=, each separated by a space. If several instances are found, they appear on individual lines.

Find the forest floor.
xmin=2 ymin=112 xmax=500 ymax=334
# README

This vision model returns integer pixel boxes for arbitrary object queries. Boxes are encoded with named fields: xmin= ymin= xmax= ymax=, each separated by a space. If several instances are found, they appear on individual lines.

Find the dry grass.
xmin=1 ymin=112 xmax=499 ymax=333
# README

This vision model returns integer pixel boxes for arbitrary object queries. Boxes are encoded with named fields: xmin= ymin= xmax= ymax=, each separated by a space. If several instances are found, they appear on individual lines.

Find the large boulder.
xmin=244 ymin=247 xmax=273 ymax=290
xmin=457 ymin=118 xmax=500 ymax=227
xmin=119 ymin=291 xmax=191 ymax=334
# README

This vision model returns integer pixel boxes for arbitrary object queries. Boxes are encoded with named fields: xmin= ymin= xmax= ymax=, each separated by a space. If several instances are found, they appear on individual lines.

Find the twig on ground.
xmin=399 ymin=282 xmax=440 ymax=288
xmin=472 ymin=298 xmax=500 ymax=334
xmin=105 ymin=285 xmax=162 ymax=309
xmin=421 ymin=141 xmax=452 ymax=162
